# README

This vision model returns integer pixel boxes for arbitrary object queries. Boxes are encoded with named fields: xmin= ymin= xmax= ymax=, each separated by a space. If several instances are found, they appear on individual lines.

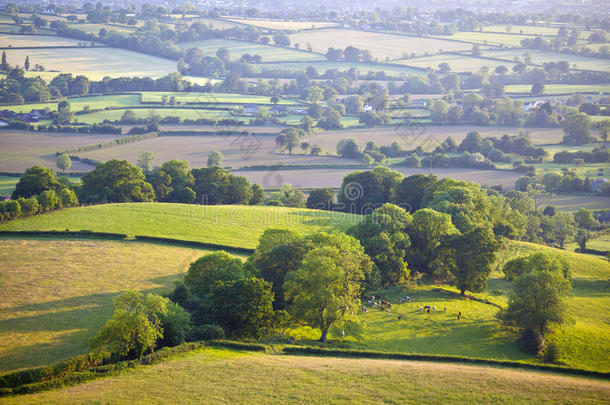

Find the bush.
xmin=58 ymin=188 xmax=78 ymax=208
xmin=192 ymin=324 xmax=225 ymax=341
xmin=158 ymin=302 xmax=193 ymax=347
xmin=542 ymin=341 xmax=562 ymax=364
xmin=16 ymin=196 xmax=40 ymax=216
xmin=37 ymin=190 xmax=59 ymax=212
xmin=0 ymin=200 xmax=21 ymax=220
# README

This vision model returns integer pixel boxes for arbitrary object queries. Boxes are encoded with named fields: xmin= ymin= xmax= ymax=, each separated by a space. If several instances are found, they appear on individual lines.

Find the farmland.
xmin=177 ymin=38 xmax=325 ymax=62
xmin=2 ymin=348 xmax=609 ymax=404
xmin=504 ymin=84 xmax=610 ymax=94
xmin=0 ymin=203 xmax=362 ymax=248
xmin=397 ymin=53 xmax=516 ymax=72
xmin=286 ymin=29 xmax=475 ymax=60
xmin=1 ymin=47 xmax=177 ymax=79
xmin=0 ymin=238 xmax=219 ymax=371
xmin=225 ymin=18 xmax=340 ymax=30
xmin=0 ymin=130 xmax=123 ymax=172
xmin=0 ymin=34 xmax=103 ymax=48
xmin=433 ymin=32 xmax=534 ymax=47
xmin=482 ymin=49 xmax=610 ymax=73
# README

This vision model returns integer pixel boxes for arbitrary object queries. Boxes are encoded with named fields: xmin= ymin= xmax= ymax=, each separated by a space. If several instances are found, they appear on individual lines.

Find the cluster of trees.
xmin=517 ymin=170 xmax=606 ymax=195
xmin=11 ymin=160 xmax=265 ymax=207
xmin=429 ymin=94 xmax=523 ymax=127
xmin=553 ymin=146 xmax=609 ymax=164
xmin=0 ymin=67 xmax=54 ymax=104
xmin=326 ymin=46 xmax=374 ymax=62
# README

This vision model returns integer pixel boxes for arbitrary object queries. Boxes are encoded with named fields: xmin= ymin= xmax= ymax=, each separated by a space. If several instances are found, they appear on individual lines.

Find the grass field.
xmin=0 ymin=34 xmax=103 ymax=48
xmin=482 ymin=49 xmax=610 ymax=72
xmin=225 ymin=18 xmax=340 ymax=31
xmin=0 ymin=130 xmax=122 ymax=172
xmin=2 ymin=94 xmax=142 ymax=113
xmin=3 ymin=348 xmax=609 ymax=404
xmin=178 ymin=38 xmax=325 ymax=62
xmin=397 ymin=53 xmax=516 ymax=72
xmin=286 ymin=29 xmax=474 ymax=60
xmin=139 ymin=91 xmax=302 ymax=105
xmin=0 ymin=175 xmax=18 ymax=195
xmin=436 ymin=32 xmax=533 ymax=47
xmin=2 ymin=47 xmax=177 ymax=78
xmin=0 ymin=203 xmax=362 ymax=248
xmin=74 ymin=108 xmax=236 ymax=125
xmin=253 ymin=60 xmax=426 ymax=76
xmin=505 ymin=84 xmax=610 ymax=94
xmin=186 ymin=17 xmax=244 ymax=29
xmin=66 ymin=22 xmax=137 ymax=35
xmin=0 ymin=238 xmax=219 ymax=371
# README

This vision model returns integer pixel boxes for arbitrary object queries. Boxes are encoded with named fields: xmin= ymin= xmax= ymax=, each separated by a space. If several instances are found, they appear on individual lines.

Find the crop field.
xmin=74 ymin=133 xmax=354 ymax=169
xmin=0 ymin=238 xmax=219 ymax=371
xmin=253 ymin=60 xmax=426 ymax=76
xmin=3 ymin=348 xmax=609 ymax=404
xmin=225 ymin=18 xmax=340 ymax=31
xmin=65 ymin=22 xmax=137 ymax=35
xmin=435 ymin=32 xmax=533 ymax=47
xmin=0 ymin=203 xmax=362 ymax=249
xmin=286 ymin=29 xmax=475 ymax=60
xmin=177 ymin=38 xmax=325 ymax=62
xmin=140 ymin=91 xmax=303 ymax=105
xmin=504 ymin=84 xmax=610 ymax=94
xmin=0 ymin=34 xmax=103 ymax=48
xmin=0 ymin=130 xmax=123 ymax=172
xmin=397 ymin=53 xmax=516 ymax=72
xmin=482 ymin=49 xmax=610 ymax=72
xmin=1 ymin=47 xmax=177 ymax=78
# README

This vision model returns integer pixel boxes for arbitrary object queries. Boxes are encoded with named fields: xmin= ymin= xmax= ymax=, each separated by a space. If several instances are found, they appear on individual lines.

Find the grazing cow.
xmin=423 ymin=305 xmax=431 ymax=310
xmin=419 ymin=307 xmax=424 ymax=312
xmin=385 ymin=309 xmax=390 ymax=314
xmin=427 ymin=308 xmax=430 ymax=314
xmin=457 ymin=311 xmax=462 ymax=320
xmin=443 ymin=307 xmax=447 ymax=312
xmin=432 ymin=306 xmax=436 ymax=311
xmin=397 ymin=316 xmax=402 ymax=320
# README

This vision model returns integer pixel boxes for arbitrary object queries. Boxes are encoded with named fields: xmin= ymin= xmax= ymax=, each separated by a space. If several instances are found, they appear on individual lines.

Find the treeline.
xmin=56 ymin=132 xmax=158 ymax=155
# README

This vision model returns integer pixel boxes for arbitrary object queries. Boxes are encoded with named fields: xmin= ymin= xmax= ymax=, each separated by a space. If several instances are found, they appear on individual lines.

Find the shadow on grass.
xmin=570 ymin=278 xmax=610 ymax=298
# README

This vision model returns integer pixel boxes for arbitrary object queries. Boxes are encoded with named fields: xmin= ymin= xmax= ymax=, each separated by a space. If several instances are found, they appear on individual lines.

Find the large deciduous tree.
xmin=79 ymin=159 xmax=155 ymax=203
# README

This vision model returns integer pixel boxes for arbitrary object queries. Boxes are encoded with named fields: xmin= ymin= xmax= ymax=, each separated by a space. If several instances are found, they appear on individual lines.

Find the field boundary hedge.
xmin=282 ymin=346 xmax=610 ymax=379
xmin=133 ymin=235 xmax=254 ymax=254
xmin=56 ymin=132 xmax=157 ymax=155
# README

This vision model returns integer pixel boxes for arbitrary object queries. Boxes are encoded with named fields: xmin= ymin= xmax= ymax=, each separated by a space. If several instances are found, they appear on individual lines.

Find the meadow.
xmin=0 ymin=34 xmax=103 ymax=48
xmin=139 ymin=91 xmax=303 ymax=105
xmin=225 ymin=18 xmax=340 ymax=31
xmin=482 ymin=49 xmax=610 ymax=73
xmin=0 ymin=203 xmax=362 ymax=248
xmin=0 ymin=238 xmax=218 ymax=371
xmin=252 ymin=60 xmax=426 ymax=77
xmin=434 ymin=32 xmax=533 ymax=47
xmin=0 ymin=175 xmax=18 ymax=195
xmin=177 ymin=38 xmax=326 ymax=62
xmin=397 ymin=53 xmax=516 ymax=72
xmin=504 ymin=84 xmax=610 ymax=94
xmin=286 ymin=29 xmax=474 ymax=60
xmin=0 ymin=130 xmax=122 ymax=172
xmin=74 ymin=108 xmax=236 ymax=125
xmin=2 ymin=348 xmax=609 ymax=404
xmin=1 ymin=47 xmax=177 ymax=79
xmin=2 ymin=94 xmax=142 ymax=113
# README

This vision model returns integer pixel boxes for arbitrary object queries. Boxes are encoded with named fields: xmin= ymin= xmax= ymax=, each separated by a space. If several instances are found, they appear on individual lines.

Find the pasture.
xmin=2 ymin=348 xmax=609 ymax=404
xmin=0 ymin=238 xmax=218 ymax=371
xmin=74 ymin=108 xmax=236 ymax=125
xmin=1 ymin=47 xmax=177 ymax=78
xmin=139 ymin=91 xmax=302 ymax=105
xmin=2 ymin=94 xmax=141 ymax=113
xmin=0 ymin=175 xmax=18 ymax=195
xmin=225 ymin=18 xmax=340 ymax=31
xmin=0 ymin=34 xmax=102 ymax=48
xmin=252 ymin=60 xmax=426 ymax=76
xmin=185 ymin=17 xmax=244 ymax=29
xmin=177 ymin=38 xmax=325 ymax=62
xmin=0 ymin=130 xmax=122 ymax=172
xmin=65 ymin=22 xmax=137 ymax=35
xmin=286 ymin=29 xmax=474 ymax=60
xmin=504 ymin=84 xmax=610 ymax=94
xmin=397 ymin=53 xmax=516 ymax=72
xmin=482 ymin=49 xmax=610 ymax=73
xmin=0 ymin=203 xmax=362 ymax=249
xmin=435 ymin=32 xmax=533 ymax=47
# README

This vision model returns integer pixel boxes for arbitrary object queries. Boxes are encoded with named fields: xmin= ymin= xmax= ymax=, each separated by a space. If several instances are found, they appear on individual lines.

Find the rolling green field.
xmin=66 ymin=22 xmax=137 ymax=35
xmin=74 ymin=108 xmax=236 ymax=124
xmin=397 ymin=53 xmax=516 ymax=72
xmin=482 ymin=49 xmax=610 ymax=72
xmin=0 ymin=175 xmax=18 ymax=195
xmin=3 ymin=348 xmax=609 ymax=404
xmin=435 ymin=32 xmax=533 ymax=47
xmin=0 ymin=238 xmax=220 ymax=372
xmin=0 ymin=203 xmax=362 ymax=248
xmin=1 ymin=47 xmax=177 ymax=78
xmin=177 ymin=38 xmax=325 ymax=62
xmin=286 ymin=29 xmax=474 ymax=60
xmin=139 ymin=91 xmax=303 ymax=105
xmin=2 ymin=94 xmax=142 ymax=113
xmin=253 ymin=60 xmax=426 ymax=76
xmin=0 ymin=34 xmax=103 ymax=48
xmin=504 ymin=84 xmax=610 ymax=94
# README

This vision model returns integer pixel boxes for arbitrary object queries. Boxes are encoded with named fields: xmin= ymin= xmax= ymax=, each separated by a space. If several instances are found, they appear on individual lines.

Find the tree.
xmin=574 ymin=230 xmax=590 ymax=251
xmin=157 ymin=301 xmax=193 ymax=347
xmin=184 ymin=251 xmax=247 ymax=298
xmin=306 ymin=188 xmax=335 ymax=210
xmin=285 ymin=245 xmax=365 ymax=342
xmin=1 ymin=51 xmax=8 ymax=70
xmin=549 ymin=213 xmax=575 ymax=247
xmin=344 ymin=95 xmax=363 ymax=114
xmin=92 ymin=291 xmax=169 ymax=361
xmin=561 ymin=113 xmax=594 ymax=145
xmin=24 ymin=56 xmax=30 ymax=71
xmin=207 ymin=151 xmax=223 ymax=167
xmin=57 ymin=100 xmax=73 ymax=123
xmin=573 ymin=208 xmax=598 ymax=230
xmin=12 ymin=165 xmax=61 ymax=199
xmin=249 ymin=184 xmax=265 ymax=205
xmin=444 ymin=226 xmax=501 ymax=295
xmin=79 ymin=159 xmax=155 ymax=203
xmin=531 ymin=82 xmax=545 ymax=95
xmin=500 ymin=259 xmax=571 ymax=354
xmin=336 ymin=138 xmax=361 ymax=159
xmin=56 ymin=153 xmax=72 ymax=173
xmin=210 ymin=278 xmax=275 ymax=339
xmin=394 ymin=174 xmax=437 ymax=212
xmin=58 ymin=188 xmax=78 ymax=207
xmin=272 ymin=32 xmax=290 ymax=47
xmin=137 ymin=152 xmax=155 ymax=172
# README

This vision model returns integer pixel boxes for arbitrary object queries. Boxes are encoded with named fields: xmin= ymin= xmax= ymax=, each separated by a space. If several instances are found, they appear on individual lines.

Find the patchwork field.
xmin=1 ymin=47 xmax=177 ymax=78
xmin=0 ymin=238 xmax=217 ymax=371
xmin=287 ymin=29 xmax=474 ymax=60
xmin=482 ymin=49 xmax=610 ymax=72
xmin=397 ymin=53 xmax=516 ymax=72
xmin=177 ymin=38 xmax=325 ymax=62
xmin=0 ymin=130 xmax=123 ymax=172
xmin=0 ymin=203 xmax=362 ymax=248
xmin=2 ymin=348 xmax=609 ymax=404
xmin=225 ymin=18 xmax=340 ymax=30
